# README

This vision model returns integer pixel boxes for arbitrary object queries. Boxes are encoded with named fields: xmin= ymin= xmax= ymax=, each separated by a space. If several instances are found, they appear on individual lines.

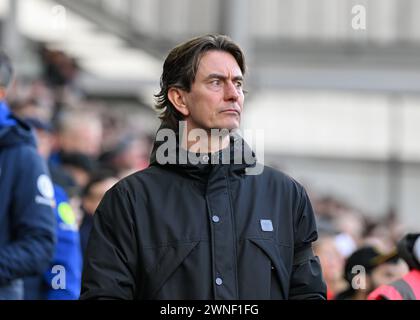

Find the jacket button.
xmin=215 ymin=277 xmax=223 ymax=286
xmin=212 ymin=215 xmax=220 ymax=223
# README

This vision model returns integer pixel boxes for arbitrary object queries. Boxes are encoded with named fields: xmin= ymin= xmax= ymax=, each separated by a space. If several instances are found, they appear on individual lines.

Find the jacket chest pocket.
xmin=141 ymin=240 xmax=204 ymax=299
xmin=238 ymin=238 xmax=293 ymax=299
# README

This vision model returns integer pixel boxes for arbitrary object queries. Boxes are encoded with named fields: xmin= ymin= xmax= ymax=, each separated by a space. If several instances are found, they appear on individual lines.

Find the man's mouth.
xmin=221 ymin=109 xmax=240 ymax=115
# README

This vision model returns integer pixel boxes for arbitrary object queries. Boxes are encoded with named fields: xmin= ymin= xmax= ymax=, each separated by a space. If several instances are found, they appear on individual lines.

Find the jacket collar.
xmin=149 ymin=123 xmax=257 ymax=179
xmin=0 ymin=108 xmax=36 ymax=148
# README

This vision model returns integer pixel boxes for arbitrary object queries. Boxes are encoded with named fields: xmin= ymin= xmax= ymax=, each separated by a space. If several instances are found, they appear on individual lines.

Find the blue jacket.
xmin=24 ymin=185 xmax=82 ymax=300
xmin=0 ymin=101 xmax=56 ymax=299
xmin=45 ymin=185 xmax=82 ymax=299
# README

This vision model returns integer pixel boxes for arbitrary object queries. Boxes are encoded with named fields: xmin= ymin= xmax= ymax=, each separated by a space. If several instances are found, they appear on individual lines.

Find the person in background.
xmin=23 ymin=117 xmax=82 ymax=300
xmin=79 ymin=170 xmax=118 ymax=257
xmin=368 ymin=233 xmax=420 ymax=300
xmin=313 ymin=235 xmax=347 ymax=299
xmin=0 ymin=51 xmax=56 ymax=299
xmin=99 ymin=135 xmax=150 ymax=179
xmin=52 ymin=109 xmax=103 ymax=159
xmin=335 ymin=245 xmax=408 ymax=300
xmin=60 ymin=151 xmax=96 ymax=190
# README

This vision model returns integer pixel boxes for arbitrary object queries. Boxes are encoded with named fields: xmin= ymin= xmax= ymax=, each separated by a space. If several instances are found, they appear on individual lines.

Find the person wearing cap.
xmin=368 ymin=233 xmax=420 ymax=300
xmin=80 ymin=34 xmax=326 ymax=300
xmin=335 ymin=245 xmax=408 ymax=300
xmin=0 ymin=51 xmax=56 ymax=299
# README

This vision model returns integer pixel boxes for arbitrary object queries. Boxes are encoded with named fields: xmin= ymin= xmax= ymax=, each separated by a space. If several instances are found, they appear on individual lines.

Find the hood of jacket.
xmin=0 ymin=100 xmax=36 ymax=149
xmin=149 ymin=123 xmax=257 ymax=181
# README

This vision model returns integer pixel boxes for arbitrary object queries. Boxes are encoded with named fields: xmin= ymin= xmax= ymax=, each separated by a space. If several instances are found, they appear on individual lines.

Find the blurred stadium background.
xmin=2 ymin=0 xmax=420 ymax=233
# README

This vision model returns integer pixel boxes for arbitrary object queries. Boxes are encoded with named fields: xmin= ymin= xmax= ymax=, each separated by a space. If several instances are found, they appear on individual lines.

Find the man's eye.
xmin=235 ymin=81 xmax=243 ymax=88
xmin=211 ymin=79 xmax=221 ymax=86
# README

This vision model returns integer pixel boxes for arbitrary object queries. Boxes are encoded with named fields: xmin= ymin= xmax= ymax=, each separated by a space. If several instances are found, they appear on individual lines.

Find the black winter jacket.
xmin=81 ymin=133 xmax=326 ymax=300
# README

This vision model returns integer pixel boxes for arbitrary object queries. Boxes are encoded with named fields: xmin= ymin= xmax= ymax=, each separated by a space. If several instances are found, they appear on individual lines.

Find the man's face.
xmin=59 ymin=121 xmax=103 ymax=157
xmin=370 ymin=260 xmax=409 ymax=290
xmin=82 ymin=177 xmax=118 ymax=215
xmin=182 ymin=50 xmax=244 ymax=131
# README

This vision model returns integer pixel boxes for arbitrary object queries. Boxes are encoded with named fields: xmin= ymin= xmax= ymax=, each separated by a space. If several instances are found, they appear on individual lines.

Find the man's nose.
xmin=224 ymin=81 xmax=240 ymax=101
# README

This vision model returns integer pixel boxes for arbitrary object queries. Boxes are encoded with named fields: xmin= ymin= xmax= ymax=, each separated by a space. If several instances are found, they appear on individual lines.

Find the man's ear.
xmin=168 ymin=87 xmax=189 ymax=117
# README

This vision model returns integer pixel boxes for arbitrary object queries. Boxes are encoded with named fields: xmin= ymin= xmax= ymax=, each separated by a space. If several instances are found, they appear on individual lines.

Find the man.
xmin=334 ymin=246 xmax=408 ymax=300
xmin=79 ymin=170 xmax=118 ymax=256
xmin=313 ymin=234 xmax=347 ymax=299
xmin=99 ymin=135 xmax=150 ymax=179
xmin=22 ymin=117 xmax=82 ymax=300
xmin=0 ymin=51 xmax=56 ymax=299
xmin=81 ymin=34 xmax=326 ymax=300
xmin=53 ymin=109 xmax=103 ymax=159
xmin=368 ymin=233 xmax=420 ymax=300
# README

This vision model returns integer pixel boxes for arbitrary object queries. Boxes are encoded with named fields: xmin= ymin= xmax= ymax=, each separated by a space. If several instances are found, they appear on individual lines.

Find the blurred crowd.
xmin=9 ymin=46 xmax=153 ymax=232
xmin=2 ymin=46 xmax=153 ymax=299
xmin=311 ymin=194 xmax=416 ymax=300
xmin=3 ymin=46 xmax=419 ymax=300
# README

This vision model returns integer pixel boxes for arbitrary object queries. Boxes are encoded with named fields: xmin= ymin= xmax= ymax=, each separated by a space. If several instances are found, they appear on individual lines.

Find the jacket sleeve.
xmin=289 ymin=185 xmax=327 ymax=300
xmin=0 ymin=146 xmax=56 ymax=285
xmin=80 ymin=184 xmax=139 ymax=300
